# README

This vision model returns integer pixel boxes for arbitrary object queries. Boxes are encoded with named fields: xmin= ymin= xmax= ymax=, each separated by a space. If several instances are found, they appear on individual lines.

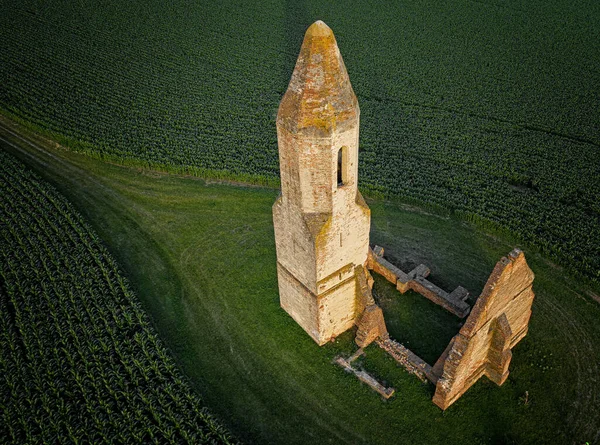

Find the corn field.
xmin=0 ymin=150 xmax=235 ymax=444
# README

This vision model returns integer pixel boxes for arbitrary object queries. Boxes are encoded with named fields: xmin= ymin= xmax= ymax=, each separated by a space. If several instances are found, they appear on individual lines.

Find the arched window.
xmin=337 ymin=146 xmax=348 ymax=186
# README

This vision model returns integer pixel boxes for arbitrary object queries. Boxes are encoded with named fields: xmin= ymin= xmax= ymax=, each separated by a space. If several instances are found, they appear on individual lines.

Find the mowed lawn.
xmin=2 ymin=127 xmax=600 ymax=445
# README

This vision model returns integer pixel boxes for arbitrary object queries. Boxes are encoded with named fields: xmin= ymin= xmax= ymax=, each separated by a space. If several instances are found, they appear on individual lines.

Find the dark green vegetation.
xmin=0 ymin=149 xmax=235 ymax=444
xmin=3 ymin=127 xmax=599 ymax=445
xmin=1 ymin=0 xmax=599 ymax=282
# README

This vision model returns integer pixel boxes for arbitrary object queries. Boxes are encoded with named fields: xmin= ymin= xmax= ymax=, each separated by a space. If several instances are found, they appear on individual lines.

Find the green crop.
xmin=0 ymin=150 xmax=235 ymax=444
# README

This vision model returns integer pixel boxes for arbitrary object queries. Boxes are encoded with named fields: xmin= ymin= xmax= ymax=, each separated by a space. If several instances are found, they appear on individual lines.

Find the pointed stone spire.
xmin=277 ymin=20 xmax=358 ymax=137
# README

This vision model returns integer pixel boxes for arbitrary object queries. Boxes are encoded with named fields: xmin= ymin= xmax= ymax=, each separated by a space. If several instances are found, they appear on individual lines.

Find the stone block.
xmin=396 ymin=280 xmax=410 ymax=294
xmin=449 ymin=286 xmax=469 ymax=302
xmin=377 ymin=338 xmax=432 ymax=383
xmin=372 ymin=245 xmax=384 ymax=258
xmin=408 ymin=264 xmax=430 ymax=279
xmin=410 ymin=277 xmax=470 ymax=318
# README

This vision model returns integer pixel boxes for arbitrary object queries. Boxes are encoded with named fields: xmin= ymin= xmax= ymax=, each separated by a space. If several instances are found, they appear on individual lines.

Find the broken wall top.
xmin=460 ymin=249 xmax=534 ymax=340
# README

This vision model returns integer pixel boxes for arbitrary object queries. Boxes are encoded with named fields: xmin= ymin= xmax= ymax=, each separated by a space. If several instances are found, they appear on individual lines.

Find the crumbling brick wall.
xmin=432 ymin=249 xmax=535 ymax=409
xmin=354 ymin=265 xmax=389 ymax=348
xmin=368 ymin=246 xmax=470 ymax=318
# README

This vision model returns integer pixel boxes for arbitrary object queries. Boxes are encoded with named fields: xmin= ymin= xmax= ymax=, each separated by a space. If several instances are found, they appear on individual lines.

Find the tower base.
xmin=277 ymin=262 xmax=357 ymax=345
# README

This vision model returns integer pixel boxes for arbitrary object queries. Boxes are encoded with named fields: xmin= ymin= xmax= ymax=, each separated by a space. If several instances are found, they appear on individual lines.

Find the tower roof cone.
xmin=277 ymin=20 xmax=358 ymax=137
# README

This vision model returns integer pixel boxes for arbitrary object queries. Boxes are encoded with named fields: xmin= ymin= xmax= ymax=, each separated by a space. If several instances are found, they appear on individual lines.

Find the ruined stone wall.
xmin=432 ymin=249 xmax=535 ymax=409
xmin=368 ymin=246 xmax=470 ymax=318
xmin=354 ymin=265 xmax=388 ymax=348
xmin=274 ymin=21 xmax=536 ymax=412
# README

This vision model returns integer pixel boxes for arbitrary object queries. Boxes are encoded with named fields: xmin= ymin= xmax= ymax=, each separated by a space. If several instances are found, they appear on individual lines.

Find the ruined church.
xmin=273 ymin=21 xmax=535 ymax=410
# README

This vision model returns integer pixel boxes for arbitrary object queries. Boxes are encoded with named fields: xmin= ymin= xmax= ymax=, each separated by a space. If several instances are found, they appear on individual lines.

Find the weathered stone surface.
xmin=372 ymin=245 xmax=384 ymax=258
xmin=408 ymin=264 xmax=430 ymax=279
xmin=448 ymin=286 xmax=469 ymax=303
xmin=355 ymin=370 xmax=395 ymax=399
xmin=409 ymin=277 xmax=470 ymax=318
xmin=432 ymin=249 xmax=535 ymax=410
xmin=277 ymin=21 xmax=358 ymax=139
xmin=431 ymin=340 xmax=452 ymax=384
xmin=334 ymin=356 xmax=395 ymax=399
xmin=273 ymin=21 xmax=371 ymax=345
xmin=372 ymin=255 xmax=410 ymax=285
xmin=277 ymin=263 xmax=320 ymax=342
xmin=366 ymin=268 xmax=375 ymax=290
xmin=367 ymin=250 xmax=470 ymax=318
xmin=355 ymin=305 xmax=389 ymax=348
xmin=354 ymin=266 xmax=369 ymax=323
xmin=377 ymin=338 xmax=432 ymax=383
xmin=355 ymin=265 xmax=388 ymax=348
xmin=355 ymin=265 xmax=375 ymax=310
xmin=396 ymin=280 xmax=411 ymax=294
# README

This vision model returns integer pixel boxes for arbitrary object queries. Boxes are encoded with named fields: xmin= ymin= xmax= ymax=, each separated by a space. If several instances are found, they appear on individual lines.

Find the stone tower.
xmin=273 ymin=21 xmax=371 ymax=345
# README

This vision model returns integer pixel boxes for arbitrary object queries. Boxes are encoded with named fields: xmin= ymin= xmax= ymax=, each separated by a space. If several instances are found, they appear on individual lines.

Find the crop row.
xmin=0 ymin=150 xmax=235 ymax=444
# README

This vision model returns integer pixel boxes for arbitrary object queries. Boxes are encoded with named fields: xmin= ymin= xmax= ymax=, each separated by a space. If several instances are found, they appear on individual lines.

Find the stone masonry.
xmin=273 ymin=21 xmax=371 ymax=345
xmin=368 ymin=246 xmax=470 ymax=318
xmin=431 ymin=249 xmax=535 ymax=409
xmin=335 ymin=353 xmax=395 ymax=400
xmin=354 ymin=265 xmax=389 ymax=348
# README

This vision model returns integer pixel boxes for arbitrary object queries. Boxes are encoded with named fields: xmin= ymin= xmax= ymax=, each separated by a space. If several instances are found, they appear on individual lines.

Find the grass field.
xmin=2 ymin=122 xmax=599 ymax=444
xmin=1 ymin=0 xmax=599 ymax=282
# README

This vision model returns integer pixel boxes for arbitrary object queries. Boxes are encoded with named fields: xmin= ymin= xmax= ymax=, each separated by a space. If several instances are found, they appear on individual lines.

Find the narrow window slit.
xmin=337 ymin=146 xmax=348 ymax=186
